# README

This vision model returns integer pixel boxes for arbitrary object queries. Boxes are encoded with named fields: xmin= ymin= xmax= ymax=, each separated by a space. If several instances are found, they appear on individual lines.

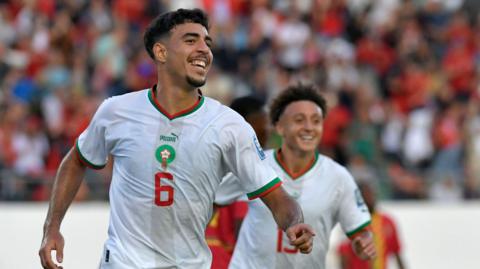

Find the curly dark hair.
xmin=269 ymin=83 xmax=327 ymax=125
xmin=143 ymin=8 xmax=209 ymax=59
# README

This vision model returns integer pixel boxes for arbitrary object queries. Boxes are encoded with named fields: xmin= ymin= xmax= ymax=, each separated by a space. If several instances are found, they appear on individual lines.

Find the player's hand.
xmin=351 ymin=231 xmax=376 ymax=260
xmin=286 ymin=223 xmax=315 ymax=254
xmin=39 ymin=229 xmax=64 ymax=269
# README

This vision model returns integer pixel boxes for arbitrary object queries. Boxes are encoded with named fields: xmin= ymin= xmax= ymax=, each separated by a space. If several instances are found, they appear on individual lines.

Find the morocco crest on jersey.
xmin=155 ymin=144 xmax=176 ymax=170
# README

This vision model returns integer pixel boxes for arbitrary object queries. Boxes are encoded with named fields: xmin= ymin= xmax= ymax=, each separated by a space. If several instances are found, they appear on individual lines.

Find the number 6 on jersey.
xmin=155 ymin=172 xmax=174 ymax=206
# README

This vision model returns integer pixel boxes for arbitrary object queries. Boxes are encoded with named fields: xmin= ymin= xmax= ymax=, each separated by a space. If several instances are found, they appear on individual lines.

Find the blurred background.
xmin=1 ymin=0 xmax=480 ymax=268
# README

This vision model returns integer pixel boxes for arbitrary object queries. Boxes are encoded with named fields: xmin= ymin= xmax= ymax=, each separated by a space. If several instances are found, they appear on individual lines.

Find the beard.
xmin=186 ymin=75 xmax=206 ymax=88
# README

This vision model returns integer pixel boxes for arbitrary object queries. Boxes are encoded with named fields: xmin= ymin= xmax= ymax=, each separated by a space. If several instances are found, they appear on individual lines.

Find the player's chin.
xmin=186 ymin=75 xmax=207 ymax=88
xmin=297 ymin=141 xmax=318 ymax=153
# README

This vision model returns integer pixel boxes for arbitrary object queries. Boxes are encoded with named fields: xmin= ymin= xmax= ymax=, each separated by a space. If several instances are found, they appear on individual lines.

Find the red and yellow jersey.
xmin=206 ymin=201 xmax=248 ymax=269
xmin=337 ymin=212 xmax=401 ymax=269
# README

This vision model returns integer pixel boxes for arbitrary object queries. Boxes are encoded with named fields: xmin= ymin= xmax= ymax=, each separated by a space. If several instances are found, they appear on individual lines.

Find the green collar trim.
xmin=148 ymin=86 xmax=204 ymax=120
xmin=274 ymin=149 xmax=319 ymax=179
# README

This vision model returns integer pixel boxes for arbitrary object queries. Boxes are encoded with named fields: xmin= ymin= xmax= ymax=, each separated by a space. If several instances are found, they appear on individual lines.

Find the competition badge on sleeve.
xmin=156 ymin=144 xmax=176 ymax=170
xmin=355 ymin=189 xmax=368 ymax=212
xmin=253 ymin=136 xmax=266 ymax=160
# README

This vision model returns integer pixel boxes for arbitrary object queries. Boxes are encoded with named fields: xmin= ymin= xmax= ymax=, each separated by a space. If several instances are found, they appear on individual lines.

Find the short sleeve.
xmin=215 ymin=173 xmax=247 ymax=205
xmin=75 ymin=99 xmax=111 ymax=169
xmin=337 ymin=169 xmax=371 ymax=238
xmin=220 ymin=118 xmax=281 ymax=200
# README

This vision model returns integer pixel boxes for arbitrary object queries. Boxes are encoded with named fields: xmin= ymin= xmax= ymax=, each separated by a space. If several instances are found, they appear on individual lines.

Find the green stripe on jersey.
xmin=346 ymin=220 xmax=371 ymax=238
xmin=75 ymin=140 xmax=106 ymax=170
xmin=247 ymin=177 xmax=282 ymax=200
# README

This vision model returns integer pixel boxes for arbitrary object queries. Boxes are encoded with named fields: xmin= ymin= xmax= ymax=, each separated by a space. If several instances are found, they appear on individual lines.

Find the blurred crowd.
xmin=1 ymin=0 xmax=480 ymax=201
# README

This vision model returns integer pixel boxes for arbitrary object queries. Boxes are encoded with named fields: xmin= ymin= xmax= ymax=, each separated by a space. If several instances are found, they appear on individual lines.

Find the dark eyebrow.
xmin=182 ymin=32 xmax=200 ymax=39
xmin=182 ymin=33 xmax=213 ymax=44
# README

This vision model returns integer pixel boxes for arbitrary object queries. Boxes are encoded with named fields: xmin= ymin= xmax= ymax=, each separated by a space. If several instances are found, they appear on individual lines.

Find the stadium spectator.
xmin=0 ymin=0 xmax=479 ymax=201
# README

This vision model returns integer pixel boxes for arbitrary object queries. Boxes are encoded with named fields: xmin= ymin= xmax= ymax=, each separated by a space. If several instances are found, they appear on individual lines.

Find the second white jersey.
xmin=229 ymin=149 xmax=371 ymax=269
xmin=76 ymin=87 xmax=280 ymax=269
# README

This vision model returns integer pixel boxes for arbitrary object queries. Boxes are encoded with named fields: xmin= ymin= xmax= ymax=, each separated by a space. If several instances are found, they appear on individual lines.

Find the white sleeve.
xmin=337 ymin=168 xmax=371 ymax=237
xmin=214 ymin=173 xmax=248 ymax=205
xmin=220 ymin=118 xmax=281 ymax=200
xmin=75 ymin=99 xmax=112 ymax=169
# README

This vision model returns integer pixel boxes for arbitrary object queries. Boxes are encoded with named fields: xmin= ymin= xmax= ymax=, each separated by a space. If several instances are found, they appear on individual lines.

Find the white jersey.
xmin=76 ymin=87 xmax=281 ymax=269
xmin=228 ymin=149 xmax=370 ymax=269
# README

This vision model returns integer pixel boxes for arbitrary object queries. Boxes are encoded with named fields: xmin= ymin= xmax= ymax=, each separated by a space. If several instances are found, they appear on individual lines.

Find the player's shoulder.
xmin=264 ymin=149 xmax=275 ymax=156
xmin=105 ymin=89 xmax=148 ymax=105
xmin=90 ymin=90 xmax=149 ymax=122
xmin=203 ymin=96 xmax=249 ymax=126
xmin=98 ymin=89 xmax=148 ymax=114
xmin=318 ymin=154 xmax=353 ymax=180
xmin=317 ymin=153 xmax=342 ymax=170
xmin=264 ymin=149 xmax=276 ymax=162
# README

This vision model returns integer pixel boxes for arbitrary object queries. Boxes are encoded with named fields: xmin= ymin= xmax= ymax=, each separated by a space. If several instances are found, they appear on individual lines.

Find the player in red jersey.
xmin=337 ymin=181 xmax=406 ymax=269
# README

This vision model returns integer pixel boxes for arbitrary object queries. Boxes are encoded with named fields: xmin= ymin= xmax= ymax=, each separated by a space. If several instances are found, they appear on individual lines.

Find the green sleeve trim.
xmin=247 ymin=177 xmax=282 ymax=200
xmin=75 ymin=139 xmax=106 ymax=170
xmin=346 ymin=220 xmax=371 ymax=238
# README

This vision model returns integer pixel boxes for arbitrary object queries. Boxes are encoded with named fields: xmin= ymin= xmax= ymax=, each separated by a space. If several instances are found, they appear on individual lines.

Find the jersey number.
xmin=277 ymin=228 xmax=298 ymax=254
xmin=155 ymin=172 xmax=174 ymax=206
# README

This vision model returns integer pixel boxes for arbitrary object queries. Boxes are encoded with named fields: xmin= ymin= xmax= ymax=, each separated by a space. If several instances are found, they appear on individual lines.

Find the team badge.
xmin=155 ymin=144 xmax=176 ymax=170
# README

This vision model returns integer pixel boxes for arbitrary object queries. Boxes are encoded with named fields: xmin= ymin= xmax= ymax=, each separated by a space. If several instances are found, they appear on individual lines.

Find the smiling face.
xmin=275 ymin=100 xmax=324 ymax=154
xmin=159 ymin=22 xmax=213 ymax=88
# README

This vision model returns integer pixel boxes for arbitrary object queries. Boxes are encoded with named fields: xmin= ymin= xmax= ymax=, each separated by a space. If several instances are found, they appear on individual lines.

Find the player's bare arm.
xmin=350 ymin=228 xmax=377 ymax=260
xmin=261 ymin=186 xmax=315 ymax=254
xmin=39 ymin=147 xmax=87 ymax=269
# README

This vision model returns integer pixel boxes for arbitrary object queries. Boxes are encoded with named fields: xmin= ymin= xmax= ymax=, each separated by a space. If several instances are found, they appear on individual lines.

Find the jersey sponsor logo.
xmin=355 ymin=189 xmax=368 ymax=212
xmin=155 ymin=144 xmax=176 ymax=170
xmin=159 ymin=133 xmax=178 ymax=143
xmin=253 ymin=136 xmax=266 ymax=160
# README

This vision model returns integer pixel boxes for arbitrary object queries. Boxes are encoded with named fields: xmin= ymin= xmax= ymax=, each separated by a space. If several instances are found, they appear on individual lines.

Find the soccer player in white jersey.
xmin=39 ymin=9 xmax=314 ymax=269
xmin=227 ymin=84 xmax=376 ymax=269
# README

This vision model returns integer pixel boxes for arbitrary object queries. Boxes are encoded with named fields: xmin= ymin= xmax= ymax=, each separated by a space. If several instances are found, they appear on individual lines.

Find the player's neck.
xmin=154 ymin=82 xmax=200 ymax=116
xmin=279 ymin=146 xmax=316 ymax=175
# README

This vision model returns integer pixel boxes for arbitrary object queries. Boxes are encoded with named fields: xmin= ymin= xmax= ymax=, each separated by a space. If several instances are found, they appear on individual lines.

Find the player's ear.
xmin=153 ymin=42 xmax=167 ymax=63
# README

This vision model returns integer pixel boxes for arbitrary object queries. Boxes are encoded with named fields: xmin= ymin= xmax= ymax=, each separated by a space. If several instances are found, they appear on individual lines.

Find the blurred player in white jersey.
xmin=39 ymin=9 xmax=314 ymax=269
xmin=206 ymin=96 xmax=270 ymax=269
xmin=227 ymin=84 xmax=376 ymax=269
